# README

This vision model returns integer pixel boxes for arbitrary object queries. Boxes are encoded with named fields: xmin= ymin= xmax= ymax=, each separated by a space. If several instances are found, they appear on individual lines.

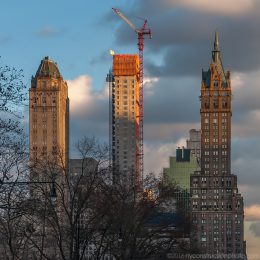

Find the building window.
xmin=205 ymin=102 xmax=210 ymax=108
xmin=201 ymin=178 xmax=207 ymax=183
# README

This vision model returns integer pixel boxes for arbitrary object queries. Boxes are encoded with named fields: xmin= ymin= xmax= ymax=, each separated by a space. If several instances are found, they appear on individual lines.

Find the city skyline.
xmin=1 ymin=1 xmax=260 ymax=258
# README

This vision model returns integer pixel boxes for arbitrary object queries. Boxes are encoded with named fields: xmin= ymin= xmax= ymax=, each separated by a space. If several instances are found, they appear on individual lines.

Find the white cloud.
xmin=245 ymin=221 xmax=260 ymax=259
xmin=67 ymin=75 xmax=108 ymax=116
xmin=245 ymin=204 xmax=260 ymax=221
xmin=169 ymin=0 xmax=254 ymax=15
xmin=144 ymin=76 xmax=159 ymax=95
xmin=67 ymin=75 xmax=93 ymax=114
xmin=144 ymin=138 xmax=186 ymax=175
xmin=249 ymin=222 xmax=260 ymax=237
xmin=232 ymin=72 xmax=246 ymax=90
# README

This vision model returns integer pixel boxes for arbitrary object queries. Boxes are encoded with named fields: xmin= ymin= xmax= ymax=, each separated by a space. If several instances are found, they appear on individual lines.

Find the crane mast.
xmin=112 ymin=8 xmax=152 ymax=185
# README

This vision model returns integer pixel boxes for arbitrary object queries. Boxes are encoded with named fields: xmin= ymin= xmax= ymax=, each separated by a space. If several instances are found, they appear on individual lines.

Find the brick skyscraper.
xmin=190 ymin=33 xmax=246 ymax=258
xmin=29 ymin=56 xmax=69 ymax=179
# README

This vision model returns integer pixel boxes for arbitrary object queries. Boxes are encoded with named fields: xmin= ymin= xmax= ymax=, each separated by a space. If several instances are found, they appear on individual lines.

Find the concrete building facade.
xmin=190 ymin=33 xmax=246 ymax=258
xmin=29 ymin=56 xmax=69 ymax=178
xmin=109 ymin=54 xmax=140 ymax=183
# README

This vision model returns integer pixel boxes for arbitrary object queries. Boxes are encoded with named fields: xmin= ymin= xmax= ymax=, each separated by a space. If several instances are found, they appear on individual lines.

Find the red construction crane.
xmin=112 ymin=8 xmax=152 ymax=184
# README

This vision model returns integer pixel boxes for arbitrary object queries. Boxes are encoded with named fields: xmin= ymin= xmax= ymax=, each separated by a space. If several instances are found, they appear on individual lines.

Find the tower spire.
xmin=214 ymin=31 xmax=219 ymax=51
xmin=212 ymin=31 xmax=220 ymax=62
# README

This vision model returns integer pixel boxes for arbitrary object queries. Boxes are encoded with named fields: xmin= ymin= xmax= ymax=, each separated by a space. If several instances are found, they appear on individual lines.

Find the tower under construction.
xmin=107 ymin=54 xmax=140 ymax=183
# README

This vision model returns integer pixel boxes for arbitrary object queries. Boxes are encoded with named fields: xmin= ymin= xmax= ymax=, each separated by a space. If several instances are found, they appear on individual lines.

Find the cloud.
xmin=68 ymin=75 xmax=93 ymax=115
xmin=244 ymin=221 xmax=260 ymax=259
xmin=144 ymin=123 xmax=199 ymax=143
xmin=38 ymin=26 xmax=64 ymax=37
xmin=144 ymin=76 xmax=200 ymax=124
xmin=89 ymin=51 xmax=112 ymax=65
xmin=249 ymin=222 xmax=260 ymax=237
xmin=130 ymin=0 xmax=255 ymax=16
xmin=170 ymin=0 xmax=254 ymax=15
xmin=245 ymin=205 xmax=260 ymax=221
xmin=143 ymin=76 xmax=159 ymax=95
xmin=144 ymin=138 xmax=186 ymax=174
xmin=110 ymin=1 xmax=260 ymax=76
xmin=67 ymin=75 xmax=109 ymax=152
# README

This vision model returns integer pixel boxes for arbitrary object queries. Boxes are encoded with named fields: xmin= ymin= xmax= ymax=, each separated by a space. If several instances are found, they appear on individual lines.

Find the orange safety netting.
xmin=113 ymin=54 xmax=140 ymax=76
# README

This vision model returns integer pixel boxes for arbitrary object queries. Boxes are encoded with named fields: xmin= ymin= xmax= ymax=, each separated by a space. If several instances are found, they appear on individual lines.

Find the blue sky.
xmin=0 ymin=0 xmax=135 ymax=89
xmin=2 ymin=1 xmax=260 ymax=257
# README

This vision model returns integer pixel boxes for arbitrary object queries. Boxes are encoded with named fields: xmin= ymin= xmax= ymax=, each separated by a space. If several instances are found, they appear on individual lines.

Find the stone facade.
xmin=29 ymin=56 xmax=69 ymax=179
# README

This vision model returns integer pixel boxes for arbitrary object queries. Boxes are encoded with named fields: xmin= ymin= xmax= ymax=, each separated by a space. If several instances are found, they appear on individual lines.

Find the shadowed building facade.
xmin=190 ymin=33 xmax=246 ymax=258
xmin=186 ymin=129 xmax=201 ymax=161
xmin=29 ymin=56 xmax=69 ymax=180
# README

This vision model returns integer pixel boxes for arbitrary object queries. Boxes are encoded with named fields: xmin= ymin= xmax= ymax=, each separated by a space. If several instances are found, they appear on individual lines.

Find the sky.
xmin=1 ymin=0 xmax=260 ymax=258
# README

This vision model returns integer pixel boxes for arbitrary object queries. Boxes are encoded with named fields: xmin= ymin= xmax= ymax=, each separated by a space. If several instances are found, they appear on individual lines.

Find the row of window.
xmin=204 ymin=118 xmax=228 ymax=123
xmin=115 ymin=79 xmax=135 ymax=84
xmin=203 ymin=113 xmax=228 ymax=117
xmin=114 ymin=95 xmax=135 ymax=100
xmin=204 ymin=150 xmax=228 ymax=155
xmin=115 ymin=101 xmax=135 ymax=105
xmin=204 ymin=138 xmax=228 ymax=143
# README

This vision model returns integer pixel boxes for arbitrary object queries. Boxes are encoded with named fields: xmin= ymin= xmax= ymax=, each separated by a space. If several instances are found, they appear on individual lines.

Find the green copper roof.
xmin=35 ymin=56 xmax=62 ymax=78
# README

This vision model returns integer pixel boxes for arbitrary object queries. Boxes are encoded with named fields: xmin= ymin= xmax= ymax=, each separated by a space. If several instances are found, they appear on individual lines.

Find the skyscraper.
xmin=108 ymin=54 xmax=140 ymax=183
xmin=190 ymin=33 xmax=246 ymax=258
xmin=29 ymin=56 xmax=69 ymax=178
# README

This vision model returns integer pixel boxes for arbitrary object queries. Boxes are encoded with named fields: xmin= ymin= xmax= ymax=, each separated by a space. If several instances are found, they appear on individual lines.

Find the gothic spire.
xmin=212 ymin=31 xmax=220 ymax=62
xmin=214 ymin=31 xmax=219 ymax=51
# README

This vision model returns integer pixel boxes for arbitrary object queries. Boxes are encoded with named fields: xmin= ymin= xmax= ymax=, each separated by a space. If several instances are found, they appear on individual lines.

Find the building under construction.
xmin=107 ymin=54 xmax=141 ymax=183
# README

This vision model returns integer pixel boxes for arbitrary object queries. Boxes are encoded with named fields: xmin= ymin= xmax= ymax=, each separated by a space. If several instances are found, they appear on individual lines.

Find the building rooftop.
xmin=202 ymin=32 xmax=230 ymax=88
xmin=35 ymin=56 xmax=62 ymax=79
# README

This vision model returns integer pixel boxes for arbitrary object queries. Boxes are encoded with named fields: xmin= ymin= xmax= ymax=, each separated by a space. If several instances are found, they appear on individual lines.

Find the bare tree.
xmin=0 ymin=58 xmax=27 ymax=183
xmin=26 ymin=136 xmax=109 ymax=260
xmin=0 ymin=136 xmax=194 ymax=260
xmin=0 ymin=143 xmax=31 ymax=260
xmin=92 ymin=173 xmax=180 ymax=260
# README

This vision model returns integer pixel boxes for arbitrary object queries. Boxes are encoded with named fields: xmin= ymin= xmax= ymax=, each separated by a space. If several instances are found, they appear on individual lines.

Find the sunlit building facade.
xmin=29 ymin=56 xmax=69 ymax=179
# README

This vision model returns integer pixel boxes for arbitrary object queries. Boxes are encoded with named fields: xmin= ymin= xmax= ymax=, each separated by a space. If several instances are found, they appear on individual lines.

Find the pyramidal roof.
xmin=202 ymin=32 xmax=228 ymax=88
xmin=35 ymin=56 xmax=62 ymax=79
